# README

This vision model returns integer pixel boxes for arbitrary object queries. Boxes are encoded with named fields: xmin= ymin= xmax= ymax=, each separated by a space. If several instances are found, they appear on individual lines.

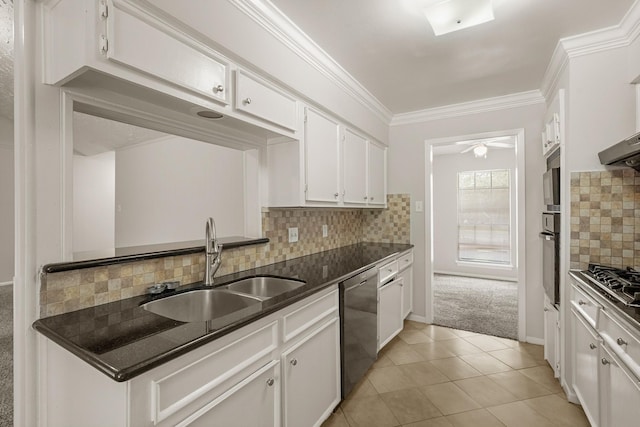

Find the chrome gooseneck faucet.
xmin=204 ymin=217 xmax=222 ymax=285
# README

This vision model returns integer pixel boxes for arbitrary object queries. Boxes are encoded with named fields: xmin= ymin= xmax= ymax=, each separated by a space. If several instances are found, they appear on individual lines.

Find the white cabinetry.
xmin=543 ymin=296 xmax=560 ymax=377
xmin=282 ymin=318 xmax=340 ymax=427
xmin=571 ymin=308 xmax=600 ymax=426
xmin=305 ymin=108 xmax=341 ymax=204
xmin=367 ymin=142 xmax=386 ymax=206
xmin=342 ymin=129 xmax=368 ymax=205
xmin=397 ymin=250 xmax=413 ymax=319
xmin=235 ymin=70 xmax=298 ymax=132
xmin=378 ymin=259 xmax=403 ymax=351
xmin=569 ymin=275 xmax=640 ymax=427
xmin=42 ymin=286 xmax=340 ymax=427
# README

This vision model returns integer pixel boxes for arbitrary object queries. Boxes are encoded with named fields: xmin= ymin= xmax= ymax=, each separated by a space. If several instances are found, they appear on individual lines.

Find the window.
xmin=457 ymin=169 xmax=511 ymax=265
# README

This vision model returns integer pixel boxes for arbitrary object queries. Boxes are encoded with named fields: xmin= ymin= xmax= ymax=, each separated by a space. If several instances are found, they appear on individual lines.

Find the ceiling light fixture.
xmin=424 ymin=0 xmax=494 ymax=36
xmin=473 ymin=144 xmax=488 ymax=158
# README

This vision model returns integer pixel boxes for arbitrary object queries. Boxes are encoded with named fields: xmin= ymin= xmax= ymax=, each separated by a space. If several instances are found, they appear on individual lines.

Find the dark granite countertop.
xmin=569 ymin=270 xmax=640 ymax=331
xmin=43 ymin=236 xmax=269 ymax=273
xmin=34 ymin=242 xmax=413 ymax=381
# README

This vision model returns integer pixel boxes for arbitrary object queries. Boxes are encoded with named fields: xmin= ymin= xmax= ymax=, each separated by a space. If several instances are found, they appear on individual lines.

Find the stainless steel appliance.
xmin=339 ymin=267 xmax=378 ymax=398
xmin=598 ymin=131 xmax=640 ymax=170
xmin=543 ymin=167 xmax=560 ymax=211
xmin=540 ymin=212 xmax=560 ymax=306
xmin=581 ymin=264 xmax=640 ymax=307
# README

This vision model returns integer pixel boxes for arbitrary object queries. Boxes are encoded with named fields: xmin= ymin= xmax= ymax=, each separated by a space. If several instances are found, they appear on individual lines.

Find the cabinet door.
xmin=378 ymin=278 xmax=403 ymax=351
xmin=367 ymin=143 xmax=386 ymax=206
xmin=572 ymin=310 xmax=600 ymax=427
xmin=235 ymin=70 xmax=298 ymax=131
xmin=282 ymin=318 xmax=340 ymax=427
xmin=399 ymin=267 xmax=413 ymax=319
xmin=107 ymin=1 xmax=228 ymax=105
xmin=600 ymin=346 xmax=640 ymax=427
xmin=343 ymin=129 xmax=368 ymax=204
xmin=176 ymin=361 xmax=280 ymax=427
xmin=543 ymin=298 xmax=559 ymax=377
xmin=305 ymin=109 xmax=341 ymax=203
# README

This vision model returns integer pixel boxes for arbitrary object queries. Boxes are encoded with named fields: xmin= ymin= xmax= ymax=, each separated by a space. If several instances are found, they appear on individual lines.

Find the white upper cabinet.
xmin=106 ymin=0 xmax=229 ymax=106
xmin=343 ymin=129 xmax=368 ymax=205
xmin=235 ymin=70 xmax=298 ymax=132
xmin=305 ymin=108 xmax=341 ymax=204
xmin=368 ymin=142 xmax=386 ymax=206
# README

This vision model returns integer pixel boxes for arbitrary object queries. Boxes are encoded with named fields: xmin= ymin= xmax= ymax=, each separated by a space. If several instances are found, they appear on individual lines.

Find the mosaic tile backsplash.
xmin=41 ymin=194 xmax=411 ymax=317
xmin=570 ymin=170 xmax=640 ymax=270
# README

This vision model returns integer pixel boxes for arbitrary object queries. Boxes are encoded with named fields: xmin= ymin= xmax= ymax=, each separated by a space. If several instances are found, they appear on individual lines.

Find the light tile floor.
xmin=322 ymin=320 xmax=589 ymax=427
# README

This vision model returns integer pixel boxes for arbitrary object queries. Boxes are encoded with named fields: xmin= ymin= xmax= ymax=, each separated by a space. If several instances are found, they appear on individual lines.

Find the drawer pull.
xmin=589 ymin=343 xmax=597 ymax=350
xmin=601 ymin=358 xmax=610 ymax=366
xmin=243 ymin=97 xmax=252 ymax=105
xmin=212 ymin=84 xmax=224 ymax=93
xmin=290 ymin=358 xmax=298 ymax=366
xmin=617 ymin=337 xmax=628 ymax=346
xmin=266 ymin=378 xmax=275 ymax=387
xmin=578 ymin=300 xmax=588 ymax=306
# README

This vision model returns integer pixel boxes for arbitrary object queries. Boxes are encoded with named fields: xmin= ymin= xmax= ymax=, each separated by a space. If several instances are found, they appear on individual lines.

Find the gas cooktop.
xmin=583 ymin=264 xmax=640 ymax=308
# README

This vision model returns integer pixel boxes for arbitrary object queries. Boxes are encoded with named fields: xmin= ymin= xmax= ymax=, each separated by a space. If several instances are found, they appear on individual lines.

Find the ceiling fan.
xmin=458 ymin=136 xmax=514 ymax=158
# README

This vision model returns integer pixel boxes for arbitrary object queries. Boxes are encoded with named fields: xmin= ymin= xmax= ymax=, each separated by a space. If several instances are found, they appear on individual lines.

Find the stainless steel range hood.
xmin=598 ymin=132 xmax=640 ymax=170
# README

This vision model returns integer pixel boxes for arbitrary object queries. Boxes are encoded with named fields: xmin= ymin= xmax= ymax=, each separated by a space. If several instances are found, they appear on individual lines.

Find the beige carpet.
xmin=433 ymin=274 xmax=518 ymax=340
xmin=0 ymin=285 xmax=12 ymax=427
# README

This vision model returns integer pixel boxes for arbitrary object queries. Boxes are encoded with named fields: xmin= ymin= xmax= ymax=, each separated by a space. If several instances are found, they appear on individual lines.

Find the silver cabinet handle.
xmin=601 ymin=358 xmax=610 ymax=365
xmin=266 ymin=378 xmax=275 ymax=386
xmin=578 ymin=300 xmax=587 ymax=305
xmin=290 ymin=359 xmax=298 ymax=366
xmin=213 ymin=85 xmax=224 ymax=93
xmin=589 ymin=343 xmax=596 ymax=350
xmin=370 ymin=197 xmax=374 ymax=201
xmin=244 ymin=97 xmax=252 ymax=105
xmin=544 ymin=307 xmax=549 ymax=312
xmin=617 ymin=338 xmax=628 ymax=346
xmin=334 ymin=193 xmax=339 ymax=198
xmin=364 ymin=196 xmax=368 ymax=200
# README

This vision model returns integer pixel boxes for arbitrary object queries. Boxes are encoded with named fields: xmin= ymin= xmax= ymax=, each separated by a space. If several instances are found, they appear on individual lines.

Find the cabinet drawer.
xmin=570 ymin=282 xmax=601 ymax=329
xmin=379 ymin=260 xmax=398 ymax=284
xmin=151 ymin=321 xmax=277 ymax=424
xmin=282 ymin=289 xmax=338 ymax=343
xmin=600 ymin=309 xmax=640 ymax=381
xmin=107 ymin=0 xmax=229 ymax=105
xmin=398 ymin=251 xmax=413 ymax=271
xmin=235 ymin=70 xmax=298 ymax=131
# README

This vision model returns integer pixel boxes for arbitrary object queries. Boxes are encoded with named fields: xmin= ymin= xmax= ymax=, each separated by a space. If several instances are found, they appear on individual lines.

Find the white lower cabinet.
xmin=600 ymin=345 xmax=640 ymax=427
xmin=42 ymin=286 xmax=339 ymax=427
xmin=571 ymin=308 xmax=600 ymax=427
xmin=177 ymin=360 xmax=280 ymax=427
xmin=378 ymin=277 xmax=404 ymax=351
xmin=543 ymin=297 xmax=560 ymax=377
xmin=282 ymin=318 xmax=340 ymax=427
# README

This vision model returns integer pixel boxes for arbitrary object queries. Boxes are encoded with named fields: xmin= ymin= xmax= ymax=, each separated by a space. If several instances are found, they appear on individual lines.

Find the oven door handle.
xmin=540 ymin=232 xmax=556 ymax=241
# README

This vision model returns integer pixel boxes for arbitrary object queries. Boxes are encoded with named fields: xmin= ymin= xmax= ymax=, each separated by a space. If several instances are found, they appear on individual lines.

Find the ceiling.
xmin=270 ymin=0 xmax=636 ymax=114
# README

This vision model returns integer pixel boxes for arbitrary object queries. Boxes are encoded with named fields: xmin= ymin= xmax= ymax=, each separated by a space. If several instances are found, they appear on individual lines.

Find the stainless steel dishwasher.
xmin=339 ymin=266 xmax=378 ymax=398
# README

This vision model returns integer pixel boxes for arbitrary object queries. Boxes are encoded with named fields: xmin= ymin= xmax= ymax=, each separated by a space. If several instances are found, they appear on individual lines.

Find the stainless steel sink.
xmin=223 ymin=276 xmax=305 ymax=299
xmin=142 ymin=289 xmax=262 ymax=322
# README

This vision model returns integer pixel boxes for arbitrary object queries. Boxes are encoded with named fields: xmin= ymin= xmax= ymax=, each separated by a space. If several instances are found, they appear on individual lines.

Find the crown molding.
xmin=228 ymin=0 xmax=393 ymax=125
xmin=541 ymin=0 xmax=640 ymax=100
xmin=390 ymin=90 xmax=545 ymax=126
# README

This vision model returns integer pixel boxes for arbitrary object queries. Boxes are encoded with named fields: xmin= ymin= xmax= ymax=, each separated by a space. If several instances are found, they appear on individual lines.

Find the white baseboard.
xmin=406 ymin=313 xmax=427 ymax=324
xmin=526 ymin=336 xmax=545 ymax=345
xmin=0 ymin=281 xmax=12 ymax=287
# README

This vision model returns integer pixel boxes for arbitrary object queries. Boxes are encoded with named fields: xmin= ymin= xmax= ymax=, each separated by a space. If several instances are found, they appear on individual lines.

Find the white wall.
xmin=388 ymin=102 xmax=546 ymax=340
xmin=73 ymin=151 xmax=115 ymax=253
xmin=433 ymin=147 xmax=517 ymax=280
xmin=0 ymin=116 xmax=13 ymax=283
xmin=115 ymin=136 xmax=245 ymax=247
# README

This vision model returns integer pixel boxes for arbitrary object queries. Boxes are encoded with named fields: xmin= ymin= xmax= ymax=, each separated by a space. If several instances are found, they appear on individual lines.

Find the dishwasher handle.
xmin=344 ymin=280 xmax=368 ymax=292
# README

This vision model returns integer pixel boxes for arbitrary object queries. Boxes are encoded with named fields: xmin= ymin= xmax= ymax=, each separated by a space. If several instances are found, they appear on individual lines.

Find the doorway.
xmin=427 ymin=130 xmax=526 ymax=341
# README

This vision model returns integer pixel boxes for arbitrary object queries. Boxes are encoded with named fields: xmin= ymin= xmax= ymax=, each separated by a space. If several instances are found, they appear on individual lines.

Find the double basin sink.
xmin=141 ymin=276 xmax=305 ymax=323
